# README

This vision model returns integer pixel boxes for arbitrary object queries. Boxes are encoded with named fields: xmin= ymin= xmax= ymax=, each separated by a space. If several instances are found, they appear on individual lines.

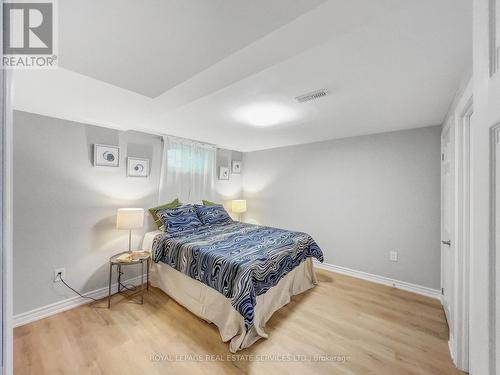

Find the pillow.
xmin=195 ymin=204 xmax=233 ymax=225
xmin=202 ymin=199 xmax=219 ymax=206
xmin=149 ymin=198 xmax=181 ymax=230
xmin=157 ymin=204 xmax=203 ymax=234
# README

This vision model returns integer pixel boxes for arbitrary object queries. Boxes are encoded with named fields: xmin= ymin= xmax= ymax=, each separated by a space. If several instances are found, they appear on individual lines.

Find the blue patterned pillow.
xmin=157 ymin=204 xmax=203 ymax=233
xmin=195 ymin=204 xmax=233 ymax=225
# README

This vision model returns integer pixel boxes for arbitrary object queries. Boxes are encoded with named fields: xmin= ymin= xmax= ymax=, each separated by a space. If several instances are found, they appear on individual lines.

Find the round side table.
xmin=108 ymin=251 xmax=150 ymax=308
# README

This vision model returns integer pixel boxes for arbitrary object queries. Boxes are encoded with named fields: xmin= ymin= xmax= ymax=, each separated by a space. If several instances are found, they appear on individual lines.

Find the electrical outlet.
xmin=54 ymin=268 xmax=66 ymax=282
xmin=389 ymin=251 xmax=398 ymax=262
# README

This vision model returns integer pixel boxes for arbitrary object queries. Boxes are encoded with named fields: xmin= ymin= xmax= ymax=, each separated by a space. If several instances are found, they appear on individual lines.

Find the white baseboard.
xmin=314 ymin=261 xmax=442 ymax=301
xmin=13 ymin=275 xmax=145 ymax=327
xmin=448 ymin=337 xmax=456 ymax=363
xmin=15 ymin=263 xmax=441 ymax=328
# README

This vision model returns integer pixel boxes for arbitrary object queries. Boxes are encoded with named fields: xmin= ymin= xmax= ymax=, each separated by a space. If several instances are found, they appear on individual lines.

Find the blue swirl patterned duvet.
xmin=152 ymin=221 xmax=323 ymax=330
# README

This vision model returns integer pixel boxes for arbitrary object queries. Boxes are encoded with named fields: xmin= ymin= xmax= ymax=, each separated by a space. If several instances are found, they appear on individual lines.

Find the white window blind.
xmin=158 ymin=136 xmax=216 ymax=203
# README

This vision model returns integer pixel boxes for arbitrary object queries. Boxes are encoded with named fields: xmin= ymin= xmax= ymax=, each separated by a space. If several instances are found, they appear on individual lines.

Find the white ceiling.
xmin=58 ymin=0 xmax=326 ymax=98
xmin=13 ymin=0 xmax=472 ymax=152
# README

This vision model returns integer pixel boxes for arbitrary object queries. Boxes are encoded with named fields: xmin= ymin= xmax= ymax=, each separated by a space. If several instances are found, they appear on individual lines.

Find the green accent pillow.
xmin=149 ymin=198 xmax=181 ymax=230
xmin=202 ymin=200 xmax=219 ymax=206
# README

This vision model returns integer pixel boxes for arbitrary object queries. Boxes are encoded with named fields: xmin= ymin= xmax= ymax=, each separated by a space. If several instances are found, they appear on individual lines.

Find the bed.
xmin=142 ymin=221 xmax=323 ymax=352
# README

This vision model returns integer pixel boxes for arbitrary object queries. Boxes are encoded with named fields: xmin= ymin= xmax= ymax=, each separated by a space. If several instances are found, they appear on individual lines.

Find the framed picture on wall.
xmin=94 ymin=144 xmax=120 ymax=167
xmin=219 ymin=167 xmax=229 ymax=180
xmin=127 ymin=157 xmax=149 ymax=177
xmin=232 ymin=160 xmax=242 ymax=174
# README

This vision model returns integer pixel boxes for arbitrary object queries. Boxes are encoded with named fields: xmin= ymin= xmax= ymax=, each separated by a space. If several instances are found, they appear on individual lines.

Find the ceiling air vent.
xmin=295 ymin=89 xmax=329 ymax=103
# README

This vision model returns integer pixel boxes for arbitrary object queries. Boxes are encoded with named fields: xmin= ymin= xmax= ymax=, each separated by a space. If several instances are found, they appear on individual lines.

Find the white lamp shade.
xmin=231 ymin=200 xmax=247 ymax=214
xmin=116 ymin=208 xmax=144 ymax=229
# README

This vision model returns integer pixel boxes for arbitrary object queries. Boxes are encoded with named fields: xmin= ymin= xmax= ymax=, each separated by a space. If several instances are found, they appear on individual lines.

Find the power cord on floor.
xmin=56 ymin=270 xmax=140 ymax=302
xmin=56 ymin=273 xmax=99 ymax=302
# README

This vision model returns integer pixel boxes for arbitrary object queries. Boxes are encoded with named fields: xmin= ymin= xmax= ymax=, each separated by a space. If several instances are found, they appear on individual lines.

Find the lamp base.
xmin=128 ymin=229 xmax=132 ymax=253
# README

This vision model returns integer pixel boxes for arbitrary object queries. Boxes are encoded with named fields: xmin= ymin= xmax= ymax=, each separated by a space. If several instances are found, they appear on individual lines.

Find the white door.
xmin=441 ymin=124 xmax=455 ymax=338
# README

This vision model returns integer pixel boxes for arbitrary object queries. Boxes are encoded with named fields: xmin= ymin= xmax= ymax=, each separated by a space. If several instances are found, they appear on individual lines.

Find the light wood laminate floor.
xmin=14 ymin=269 xmax=461 ymax=374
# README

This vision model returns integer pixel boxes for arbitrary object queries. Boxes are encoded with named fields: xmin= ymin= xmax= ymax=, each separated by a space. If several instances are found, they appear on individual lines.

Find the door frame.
xmin=490 ymin=121 xmax=500 ymax=375
xmin=441 ymin=94 xmax=472 ymax=371
xmin=454 ymin=98 xmax=473 ymax=371
xmin=1 ymin=9 xmax=13 ymax=372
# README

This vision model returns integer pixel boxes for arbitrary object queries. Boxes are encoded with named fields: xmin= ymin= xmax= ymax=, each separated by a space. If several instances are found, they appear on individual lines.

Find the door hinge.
xmin=441 ymin=288 xmax=444 ymax=295
xmin=441 ymin=153 xmax=444 ymax=161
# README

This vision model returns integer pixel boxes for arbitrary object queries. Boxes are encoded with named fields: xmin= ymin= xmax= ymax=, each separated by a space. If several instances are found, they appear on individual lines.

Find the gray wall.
xmin=13 ymin=111 xmax=244 ymax=315
xmin=13 ymin=111 xmax=163 ymax=315
xmin=242 ymin=126 xmax=441 ymax=289
xmin=215 ymin=148 xmax=243 ymax=215
xmin=13 ymin=110 xmax=440 ymax=315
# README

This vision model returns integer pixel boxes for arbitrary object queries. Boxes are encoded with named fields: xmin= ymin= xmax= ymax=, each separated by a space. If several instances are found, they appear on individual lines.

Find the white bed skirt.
xmin=144 ymin=231 xmax=318 ymax=352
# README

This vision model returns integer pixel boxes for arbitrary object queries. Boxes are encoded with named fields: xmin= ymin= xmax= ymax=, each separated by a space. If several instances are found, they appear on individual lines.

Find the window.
xmin=159 ymin=137 xmax=216 ymax=203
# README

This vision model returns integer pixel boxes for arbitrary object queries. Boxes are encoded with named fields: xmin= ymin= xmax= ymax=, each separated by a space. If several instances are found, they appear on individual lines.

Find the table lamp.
xmin=116 ymin=208 xmax=144 ymax=252
xmin=231 ymin=200 xmax=247 ymax=222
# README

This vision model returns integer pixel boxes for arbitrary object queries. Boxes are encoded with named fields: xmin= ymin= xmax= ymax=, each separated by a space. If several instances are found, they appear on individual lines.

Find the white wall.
xmin=470 ymin=1 xmax=500 ymax=373
xmin=242 ymin=126 xmax=441 ymax=289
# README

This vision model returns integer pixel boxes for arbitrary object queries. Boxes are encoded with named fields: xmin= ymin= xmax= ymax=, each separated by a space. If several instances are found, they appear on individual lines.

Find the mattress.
xmin=142 ymin=225 xmax=321 ymax=352
xmin=151 ymin=222 xmax=323 ymax=328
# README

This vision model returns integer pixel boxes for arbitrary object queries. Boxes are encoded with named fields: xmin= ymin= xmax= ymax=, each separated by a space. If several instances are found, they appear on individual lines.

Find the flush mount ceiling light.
xmin=233 ymin=103 xmax=297 ymax=127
